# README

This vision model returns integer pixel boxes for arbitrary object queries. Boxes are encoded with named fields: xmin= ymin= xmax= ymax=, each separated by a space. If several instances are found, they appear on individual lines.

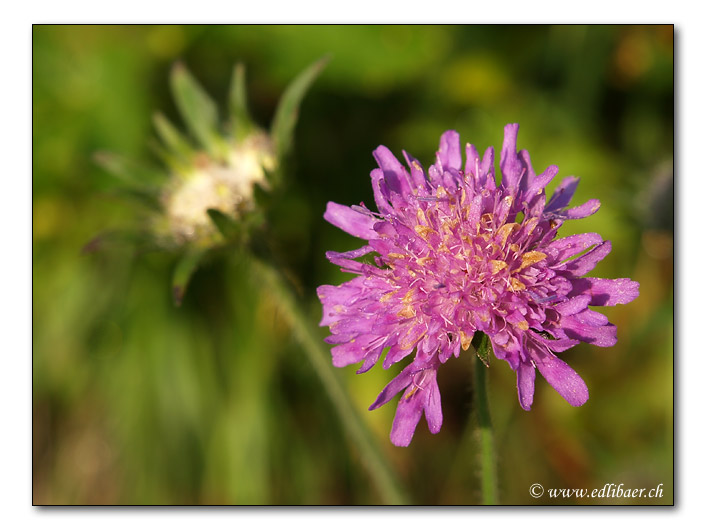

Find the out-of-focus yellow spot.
xmin=146 ymin=25 xmax=187 ymax=58
xmin=439 ymin=55 xmax=510 ymax=104
xmin=612 ymin=27 xmax=654 ymax=87
xmin=33 ymin=196 xmax=75 ymax=241
xmin=516 ymin=320 xmax=529 ymax=331
xmin=641 ymin=229 xmax=672 ymax=260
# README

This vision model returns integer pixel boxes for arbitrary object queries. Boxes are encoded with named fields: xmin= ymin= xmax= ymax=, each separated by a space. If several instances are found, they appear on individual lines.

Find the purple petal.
xmin=564 ymin=240 xmax=612 ymax=276
xmin=480 ymin=146 xmax=495 ymax=183
xmin=563 ymin=199 xmax=601 ymax=219
xmin=324 ymin=202 xmax=377 ymax=240
xmin=532 ymin=351 xmax=589 ymax=407
xmin=373 ymin=145 xmax=412 ymax=197
xmin=553 ymin=294 xmax=591 ymax=316
xmin=562 ymin=315 xmax=617 ymax=347
xmin=518 ymin=149 xmax=536 ymax=190
xmin=545 ymin=233 xmax=604 ymax=263
xmin=464 ymin=143 xmax=481 ymax=176
xmin=500 ymin=123 xmax=522 ymax=189
xmin=390 ymin=393 xmax=425 ymax=447
xmin=402 ymin=151 xmax=431 ymax=192
xmin=370 ymin=168 xmax=393 ymax=215
xmin=545 ymin=176 xmax=579 ymax=212
xmin=525 ymin=164 xmax=559 ymax=199
xmin=388 ymin=366 xmax=442 ymax=446
xmin=533 ymin=334 xmax=580 ymax=353
xmin=517 ymin=360 xmax=536 ymax=410
xmin=568 ymin=277 xmax=640 ymax=306
xmin=424 ymin=374 xmax=443 ymax=434
xmin=437 ymin=130 xmax=462 ymax=172
xmin=369 ymin=363 xmax=415 ymax=410
xmin=325 ymin=246 xmax=373 ymax=272
xmin=331 ymin=337 xmax=372 ymax=367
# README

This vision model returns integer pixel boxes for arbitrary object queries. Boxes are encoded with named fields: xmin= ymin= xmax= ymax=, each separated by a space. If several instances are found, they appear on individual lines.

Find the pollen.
xmin=397 ymin=306 xmax=416 ymax=319
xmin=496 ymin=222 xmax=520 ymax=246
xmin=517 ymin=250 xmax=547 ymax=271
xmin=415 ymin=225 xmax=435 ymax=239
xmin=460 ymin=330 xmax=472 ymax=351
xmin=490 ymin=260 xmax=508 ymax=274
xmin=510 ymin=278 xmax=526 ymax=291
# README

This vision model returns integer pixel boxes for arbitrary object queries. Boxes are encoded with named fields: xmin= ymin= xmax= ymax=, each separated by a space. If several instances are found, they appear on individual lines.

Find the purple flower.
xmin=317 ymin=125 xmax=639 ymax=446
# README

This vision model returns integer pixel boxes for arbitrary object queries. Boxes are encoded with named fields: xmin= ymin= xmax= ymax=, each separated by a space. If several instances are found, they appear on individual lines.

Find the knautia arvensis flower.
xmin=318 ymin=124 xmax=639 ymax=446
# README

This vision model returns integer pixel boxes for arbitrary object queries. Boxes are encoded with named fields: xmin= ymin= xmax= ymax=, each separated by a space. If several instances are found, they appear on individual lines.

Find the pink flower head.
xmin=317 ymin=125 xmax=639 ymax=446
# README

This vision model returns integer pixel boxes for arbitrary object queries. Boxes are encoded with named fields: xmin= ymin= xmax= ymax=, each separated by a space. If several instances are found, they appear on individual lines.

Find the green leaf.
xmin=169 ymin=62 xmax=226 ymax=160
xmin=148 ymin=139 xmax=192 ymax=177
xmin=228 ymin=63 xmax=256 ymax=141
xmin=270 ymin=55 xmax=329 ymax=166
xmin=206 ymin=208 xmax=241 ymax=240
xmin=172 ymin=246 xmax=208 ymax=307
xmin=93 ymin=150 xmax=164 ymax=186
xmin=153 ymin=112 xmax=195 ymax=161
xmin=105 ymin=187 xmax=162 ymax=212
xmin=472 ymin=331 xmax=492 ymax=368
xmin=81 ymin=229 xmax=148 ymax=254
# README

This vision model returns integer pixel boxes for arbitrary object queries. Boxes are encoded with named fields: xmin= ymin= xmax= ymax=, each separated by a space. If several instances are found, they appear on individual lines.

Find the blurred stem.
xmin=250 ymin=257 xmax=410 ymax=505
xmin=474 ymin=356 xmax=498 ymax=505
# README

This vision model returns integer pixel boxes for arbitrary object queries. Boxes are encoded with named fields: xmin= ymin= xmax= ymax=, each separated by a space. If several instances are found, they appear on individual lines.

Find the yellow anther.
xmin=460 ymin=330 xmax=472 ymax=351
xmin=490 ymin=260 xmax=508 ymax=274
xmin=516 ymin=320 xmax=529 ymax=330
xmin=496 ymin=222 xmax=520 ymax=246
xmin=380 ymin=291 xmax=396 ymax=303
xmin=517 ymin=251 xmax=547 ymax=271
xmin=415 ymin=225 xmax=434 ymax=239
xmin=510 ymin=278 xmax=526 ymax=291
xmin=397 ymin=306 xmax=415 ymax=319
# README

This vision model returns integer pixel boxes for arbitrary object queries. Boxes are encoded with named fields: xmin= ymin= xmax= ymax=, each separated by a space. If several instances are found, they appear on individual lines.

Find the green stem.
xmin=251 ymin=257 xmax=410 ymax=505
xmin=474 ymin=355 xmax=498 ymax=505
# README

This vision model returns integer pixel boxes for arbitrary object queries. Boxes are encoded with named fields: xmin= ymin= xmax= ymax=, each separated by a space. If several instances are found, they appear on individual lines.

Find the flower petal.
xmin=564 ymin=240 xmax=612 ymax=276
xmin=517 ymin=360 xmax=536 ymax=410
xmin=545 ymin=233 xmax=603 ymax=263
xmin=532 ymin=350 xmax=589 ymax=407
xmin=324 ymin=202 xmax=377 ymax=240
xmin=437 ymin=130 xmax=463 ymax=172
xmin=568 ymin=277 xmax=640 ymax=306
xmin=390 ymin=393 xmax=425 ymax=447
xmin=562 ymin=199 xmax=601 ymax=219
xmin=369 ymin=363 xmax=415 ymax=410
xmin=562 ymin=314 xmax=617 ymax=347
xmin=526 ymin=164 xmax=559 ymax=199
xmin=373 ymin=145 xmax=412 ymax=197
xmin=500 ymin=123 xmax=522 ymax=190
xmin=545 ymin=176 xmax=580 ymax=212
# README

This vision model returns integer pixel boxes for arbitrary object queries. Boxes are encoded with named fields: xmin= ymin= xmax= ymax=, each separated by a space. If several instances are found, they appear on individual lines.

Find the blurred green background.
xmin=32 ymin=25 xmax=673 ymax=505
